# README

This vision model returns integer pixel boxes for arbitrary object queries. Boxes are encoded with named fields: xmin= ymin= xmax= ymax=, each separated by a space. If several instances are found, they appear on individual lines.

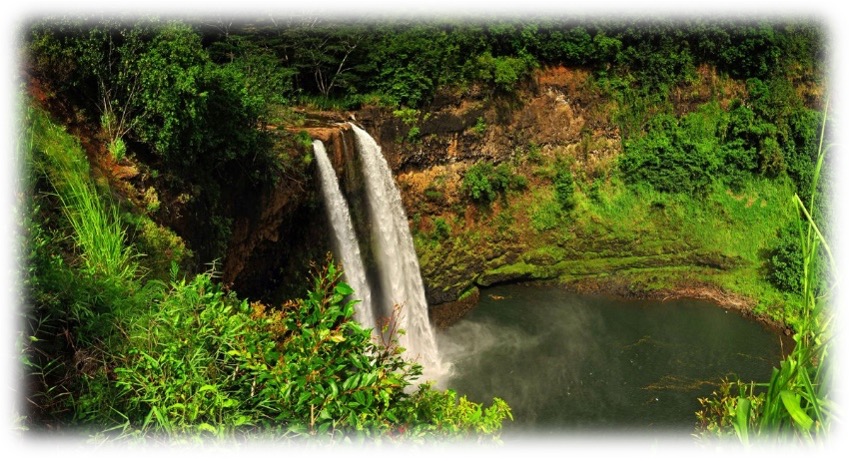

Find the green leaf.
xmin=198 ymin=384 xmax=217 ymax=394
xmin=335 ymin=283 xmax=354 ymax=297
xmin=197 ymin=422 xmax=218 ymax=434
xmin=780 ymin=390 xmax=814 ymax=432
xmin=733 ymin=397 xmax=750 ymax=444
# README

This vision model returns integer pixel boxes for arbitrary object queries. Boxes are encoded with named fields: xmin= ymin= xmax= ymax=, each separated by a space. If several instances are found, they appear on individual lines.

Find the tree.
xmin=260 ymin=18 xmax=369 ymax=99
xmin=214 ymin=36 xmax=295 ymax=124
xmin=133 ymin=22 xmax=210 ymax=163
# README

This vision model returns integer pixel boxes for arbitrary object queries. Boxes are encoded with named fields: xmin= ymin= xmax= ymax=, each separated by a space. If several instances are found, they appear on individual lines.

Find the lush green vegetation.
xmin=619 ymin=89 xmax=820 ymax=198
xmin=20 ymin=15 xmax=829 ymax=446
xmin=27 ymin=19 xmax=294 ymax=264
xmin=415 ymin=157 xmax=801 ymax=322
xmin=462 ymin=161 xmax=527 ymax=206
xmin=29 ymin=16 xmax=821 ymax=109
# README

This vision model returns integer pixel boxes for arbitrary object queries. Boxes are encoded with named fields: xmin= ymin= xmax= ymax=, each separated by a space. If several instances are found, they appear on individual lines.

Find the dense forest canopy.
xmin=28 ymin=15 xmax=825 ymax=103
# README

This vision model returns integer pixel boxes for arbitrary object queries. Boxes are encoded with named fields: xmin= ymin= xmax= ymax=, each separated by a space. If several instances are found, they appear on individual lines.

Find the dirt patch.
xmin=396 ymin=163 xmax=466 ymax=216
xmin=535 ymin=66 xmax=591 ymax=93
xmin=726 ymin=188 xmax=760 ymax=208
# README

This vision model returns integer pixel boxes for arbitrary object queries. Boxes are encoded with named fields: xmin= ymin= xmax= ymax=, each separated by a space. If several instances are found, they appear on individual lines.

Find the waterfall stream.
xmin=349 ymin=124 xmax=449 ymax=385
xmin=312 ymin=140 xmax=377 ymax=332
xmin=313 ymin=128 xmax=449 ymax=386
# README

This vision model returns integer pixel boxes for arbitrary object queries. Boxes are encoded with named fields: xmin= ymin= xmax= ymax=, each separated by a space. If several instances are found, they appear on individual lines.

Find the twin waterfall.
xmin=313 ymin=124 xmax=448 ymax=386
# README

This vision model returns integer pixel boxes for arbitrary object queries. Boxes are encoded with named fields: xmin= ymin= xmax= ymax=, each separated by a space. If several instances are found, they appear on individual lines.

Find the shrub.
xmin=472 ymin=116 xmax=487 ymax=136
xmin=767 ymin=223 xmax=804 ymax=293
xmin=462 ymin=163 xmax=498 ymax=204
xmin=620 ymin=113 xmax=718 ymax=195
xmin=620 ymin=104 xmax=726 ymax=195
xmin=553 ymin=169 xmax=576 ymax=212
xmin=424 ymin=186 xmax=443 ymax=203
xmin=132 ymin=23 xmax=211 ymax=163
xmin=432 ymin=218 xmax=451 ymax=242
xmin=473 ymin=52 xmax=532 ymax=92
xmin=462 ymin=161 xmax=527 ymax=205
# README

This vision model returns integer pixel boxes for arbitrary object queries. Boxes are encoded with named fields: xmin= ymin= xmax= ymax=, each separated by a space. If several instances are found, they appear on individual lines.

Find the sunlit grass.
xmin=28 ymin=106 xmax=138 ymax=282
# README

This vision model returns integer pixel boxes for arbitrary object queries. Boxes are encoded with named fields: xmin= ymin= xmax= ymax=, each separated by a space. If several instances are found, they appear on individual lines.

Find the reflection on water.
xmin=437 ymin=284 xmax=784 ymax=438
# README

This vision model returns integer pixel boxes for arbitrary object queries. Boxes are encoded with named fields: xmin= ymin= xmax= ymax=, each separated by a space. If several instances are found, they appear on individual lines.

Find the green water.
xmin=437 ymin=284 xmax=785 ymax=438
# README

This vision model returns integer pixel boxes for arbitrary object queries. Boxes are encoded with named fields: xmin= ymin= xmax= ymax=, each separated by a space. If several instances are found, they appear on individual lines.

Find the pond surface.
xmin=436 ymin=284 xmax=786 ymax=438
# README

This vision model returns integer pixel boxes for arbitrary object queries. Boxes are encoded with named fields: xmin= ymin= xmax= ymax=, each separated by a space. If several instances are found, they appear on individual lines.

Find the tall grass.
xmin=28 ymin=106 xmax=138 ymax=282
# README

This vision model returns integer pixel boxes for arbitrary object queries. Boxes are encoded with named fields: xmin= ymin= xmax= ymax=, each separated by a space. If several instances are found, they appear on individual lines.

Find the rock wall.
xmin=348 ymin=67 xmax=622 ymax=324
xmin=222 ymin=123 xmax=360 ymax=303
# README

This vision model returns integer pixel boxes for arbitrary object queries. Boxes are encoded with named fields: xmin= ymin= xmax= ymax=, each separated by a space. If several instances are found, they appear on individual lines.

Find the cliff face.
xmin=347 ymin=67 xmax=625 ymax=322
xmin=221 ymin=64 xmax=789 ymax=329
xmin=355 ymin=67 xmax=619 ymax=173
xmin=221 ymin=123 xmax=359 ymax=303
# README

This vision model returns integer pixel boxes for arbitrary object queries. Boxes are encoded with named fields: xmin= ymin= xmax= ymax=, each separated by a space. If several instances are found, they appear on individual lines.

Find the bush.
xmin=619 ymin=112 xmax=720 ymax=195
xmin=474 ymin=52 xmax=532 ymax=92
xmin=767 ymin=223 xmax=804 ymax=293
xmin=367 ymin=26 xmax=459 ymax=107
xmin=553 ymin=169 xmax=576 ymax=212
xmin=784 ymin=107 xmax=821 ymax=202
xmin=133 ymin=23 xmax=210 ymax=163
xmin=462 ymin=161 xmax=527 ymax=205
xmin=424 ymin=186 xmax=444 ymax=203
xmin=472 ymin=116 xmax=487 ymax=135
xmin=432 ymin=217 xmax=451 ymax=242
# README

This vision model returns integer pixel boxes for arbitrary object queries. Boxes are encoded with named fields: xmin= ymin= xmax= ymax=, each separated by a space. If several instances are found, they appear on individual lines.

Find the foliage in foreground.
xmin=695 ymin=103 xmax=833 ymax=444
xmin=78 ymin=263 xmax=512 ymax=442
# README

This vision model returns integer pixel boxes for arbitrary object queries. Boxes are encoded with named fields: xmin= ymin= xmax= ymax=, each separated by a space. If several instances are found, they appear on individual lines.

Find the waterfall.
xmin=312 ymin=140 xmax=377 ymax=332
xmin=349 ymin=124 xmax=449 ymax=385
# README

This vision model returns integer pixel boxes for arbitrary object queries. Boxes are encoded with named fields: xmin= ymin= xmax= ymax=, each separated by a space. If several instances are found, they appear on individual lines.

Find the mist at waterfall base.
xmin=437 ymin=284 xmax=785 ymax=437
xmin=313 ymin=127 xmax=450 ymax=387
